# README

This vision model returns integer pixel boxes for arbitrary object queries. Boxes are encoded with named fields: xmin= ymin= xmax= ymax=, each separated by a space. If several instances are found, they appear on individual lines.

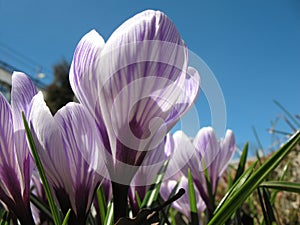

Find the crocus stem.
xmin=112 ymin=182 xmax=129 ymax=222
xmin=16 ymin=208 xmax=35 ymax=225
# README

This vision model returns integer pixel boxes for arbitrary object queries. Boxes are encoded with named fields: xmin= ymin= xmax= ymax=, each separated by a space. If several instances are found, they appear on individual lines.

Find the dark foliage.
xmin=45 ymin=60 xmax=74 ymax=114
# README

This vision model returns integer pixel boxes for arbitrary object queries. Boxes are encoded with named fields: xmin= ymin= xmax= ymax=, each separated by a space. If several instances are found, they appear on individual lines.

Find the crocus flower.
xmin=0 ymin=72 xmax=36 ymax=225
xmin=29 ymin=92 xmax=106 ymax=225
xmin=69 ymin=10 xmax=200 ymax=220
xmin=169 ymin=128 xmax=235 ymax=216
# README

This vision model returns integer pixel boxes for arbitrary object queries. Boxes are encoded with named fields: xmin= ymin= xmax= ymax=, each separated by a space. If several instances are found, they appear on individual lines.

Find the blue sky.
xmin=1 ymin=0 xmax=300 ymax=155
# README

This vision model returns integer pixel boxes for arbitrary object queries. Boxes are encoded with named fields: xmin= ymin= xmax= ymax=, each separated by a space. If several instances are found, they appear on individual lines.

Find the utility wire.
xmin=0 ymin=41 xmax=52 ymax=74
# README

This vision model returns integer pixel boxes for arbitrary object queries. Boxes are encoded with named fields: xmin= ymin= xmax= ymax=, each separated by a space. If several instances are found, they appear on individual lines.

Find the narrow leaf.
xmin=61 ymin=209 xmax=71 ymax=225
xmin=141 ymin=160 xmax=169 ymax=208
xmin=135 ymin=191 xmax=142 ymax=209
xmin=188 ymin=168 xmax=198 ymax=225
xmin=97 ymin=187 xmax=107 ymax=225
xmin=260 ymin=181 xmax=300 ymax=194
xmin=257 ymin=188 xmax=270 ymax=225
xmin=215 ymin=161 xmax=257 ymax=212
xmin=233 ymin=142 xmax=249 ymax=183
xmin=262 ymin=188 xmax=276 ymax=224
xmin=104 ymin=202 xmax=114 ymax=225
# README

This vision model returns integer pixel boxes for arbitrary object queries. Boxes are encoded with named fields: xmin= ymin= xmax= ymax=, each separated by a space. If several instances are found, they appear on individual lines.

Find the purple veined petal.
xmin=203 ymin=129 xmax=235 ymax=194
xmin=99 ymin=10 xmax=187 ymax=92
xmin=96 ymin=10 xmax=189 ymax=158
xmin=0 ymin=94 xmax=22 ymax=199
xmin=69 ymin=30 xmax=105 ymax=122
xmin=0 ymin=94 xmax=15 ymax=167
xmin=55 ymin=102 xmax=107 ymax=179
xmin=11 ymin=72 xmax=37 ymax=196
xmin=29 ymin=92 xmax=72 ymax=191
xmin=0 ymin=89 xmax=35 ymax=224
xmin=11 ymin=72 xmax=38 ymax=130
xmin=216 ymin=129 xmax=236 ymax=176
xmin=165 ymin=131 xmax=197 ymax=180
xmin=30 ymin=93 xmax=104 ymax=222
xmin=164 ymin=67 xmax=201 ymax=130
xmin=54 ymin=102 xmax=105 ymax=215
xmin=193 ymin=127 xmax=220 ymax=171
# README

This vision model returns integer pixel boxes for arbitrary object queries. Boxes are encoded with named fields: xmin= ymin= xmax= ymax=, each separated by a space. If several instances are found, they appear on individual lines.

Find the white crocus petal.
xmin=0 ymin=95 xmax=14 ymax=167
xmin=30 ymin=93 xmax=104 ymax=221
xmin=11 ymin=72 xmax=37 ymax=190
xmin=165 ymin=131 xmax=196 ymax=179
xmin=55 ymin=103 xmax=104 ymax=215
xmin=70 ymin=30 xmax=105 ymax=121
xmin=11 ymin=72 xmax=38 ymax=131
xmin=29 ymin=92 xmax=72 ymax=192
xmin=96 ymin=10 xmax=188 ymax=160
xmin=193 ymin=127 xmax=219 ymax=171
xmin=213 ymin=130 xmax=236 ymax=178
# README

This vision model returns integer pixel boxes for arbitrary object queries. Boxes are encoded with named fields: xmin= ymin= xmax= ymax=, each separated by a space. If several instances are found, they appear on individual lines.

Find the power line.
xmin=0 ymin=41 xmax=52 ymax=74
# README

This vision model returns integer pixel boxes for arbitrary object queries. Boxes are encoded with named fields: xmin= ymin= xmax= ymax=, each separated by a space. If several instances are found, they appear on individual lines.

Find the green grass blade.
xmin=169 ymin=208 xmax=177 ymax=225
xmin=141 ymin=160 xmax=169 ymax=208
xmin=233 ymin=142 xmax=249 ymax=183
xmin=257 ymin=188 xmax=269 ymax=225
xmin=262 ymin=188 xmax=276 ymax=224
xmin=257 ymin=188 xmax=276 ymax=225
xmin=22 ymin=112 xmax=61 ymax=225
xmin=0 ymin=219 xmax=8 ymax=225
xmin=260 ymin=181 xmax=300 ymax=194
xmin=61 ymin=209 xmax=71 ymax=225
xmin=97 ymin=186 xmax=107 ymax=225
xmin=188 ymin=168 xmax=199 ymax=225
xmin=104 ymin=202 xmax=114 ymax=225
xmin=215 ymin=161 xmax=257 ymax=213
xmin=135 ymin=191 xmax=142 ymax=209
xmin=208 ymin=130 xmax=300 ymax=225
xmin=0 ymin=211 xmax=8 ymax=225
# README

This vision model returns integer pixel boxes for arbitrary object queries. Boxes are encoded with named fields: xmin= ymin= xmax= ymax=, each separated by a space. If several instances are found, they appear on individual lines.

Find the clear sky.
xmin=0 ymin=0 xmax=300 ymax=155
